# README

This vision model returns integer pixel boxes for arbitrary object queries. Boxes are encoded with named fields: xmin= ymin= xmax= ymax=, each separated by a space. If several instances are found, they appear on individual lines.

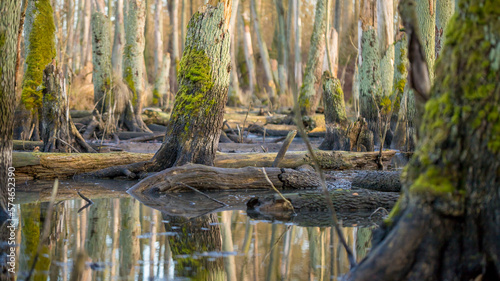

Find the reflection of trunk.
xmin=85 ymin=199 xmax=110 ymax=280
xmin=123 ymin=0 xmax=150 ymax=132
xmin=298 ymin=0 xmax=327 ymax=116
xmin=163 ymin=213 xmax=224 ymax=279
xmin=221 ymin=212 xmax=237 ymax=281
xmin=308 ymin=227 xmax=326 ymax=280
xmin=347 ymin=1 xmax=500 ymax=279
xmin=151 ymin=1 xmax=232 ymax=170
xmin=119 ymin=198 xmax=141 ymax=278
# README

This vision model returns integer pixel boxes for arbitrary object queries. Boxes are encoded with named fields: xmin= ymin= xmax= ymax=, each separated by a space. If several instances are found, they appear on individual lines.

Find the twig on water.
xmin=77 ymin=190 xmax=93 ymax=213
xmin=176 ymin=182 xmax=228 ymax=207
xmin=25 ymin=179 xmax=59 ymax=281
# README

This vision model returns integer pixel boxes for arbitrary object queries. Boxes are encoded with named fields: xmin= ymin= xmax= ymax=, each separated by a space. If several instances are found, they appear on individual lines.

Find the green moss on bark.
xmin=21 ymin=0 xmax=56 ymax=112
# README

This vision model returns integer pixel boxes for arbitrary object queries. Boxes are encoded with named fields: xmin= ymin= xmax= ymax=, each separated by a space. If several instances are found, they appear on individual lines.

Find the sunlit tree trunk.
xmin=151 ymin=0 xmax=232 ymax=170
xmin=122 ymin=0 xmax=150 ymax=132
xmin=112 ymin=0 xmax=125 ymax=75
xmin=250 ymin=0 xmax=277 ymax=106
xmin=154 ymin=0 xmax=164 ymax=78
xmin=435 ymin=0 xmax=454 ymax=58
xmin=239 ymin=8 xmax=258 ymax=99
xmin=227 ymin=0 xmax=242 ymax=106
xmin=416 ymin=0 xmax=436 ymax=81
xmin=0 ymin=0 xmax=20 ymax=224
xmin=171 ymin=0 xmax=180 ymax=64
xmin=274 ymin=0 xmax=288 ymax=96
xmin=91 ymin=12 xmax=116 ymax=135
xmin=63 ymin=0 xmax=74 ymax=77
xmin=298 ymin=0 xmax=327 ymax=116
xmin=377 ymin=0 xmax=394 ymax=97
xmin=81 ymin=0 xmax=92 ymax=68
xmin=153 ymin=53 xmax=171 ymax=107
xmin=293 ymin=0 xmax=302 ymax=87
xmin=347 ymin=1 xmax=500 ymax=279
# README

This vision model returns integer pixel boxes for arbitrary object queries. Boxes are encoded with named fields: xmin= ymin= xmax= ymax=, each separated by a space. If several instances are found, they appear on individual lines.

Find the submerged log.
xmin=247 ymin=189 xmax=399 ymax=213
xmin=352 ymin=170 xmax=402 ymax=192
xmin=127 ymin=164 xmax=321 ymax=193
xmin=12 ymin=150 xmax=396 ymax=179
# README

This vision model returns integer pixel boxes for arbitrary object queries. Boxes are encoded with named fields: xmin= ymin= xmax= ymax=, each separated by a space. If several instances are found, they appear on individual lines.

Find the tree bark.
xmin=416 ymin=0 xmax=436 ymax=81
xmin=91 ymin=12 xmax=116 ymax=136
xmin=111 ymin=0 xmax=125 ymax=75
xmin=153 ymin=0 xmax=163 ymax=77
xmin=319 ymin=71 xmax=350 ymax=150
xmin=227 ymin=0 xmax=242 ymax=106
xmin=250 ymin=0 xmax=277 ymax=105
xmin=239 ymin=9 xmax=259 ymax=100
xmin=40 ymin=63 xmax=96 ymax=153
xmin=435 ymin=0 xmax=454 ymax=58
xmin=149 ymin=0 xmax=233 ymax=170
xmin=347 ymin=1 xmax=500 ymax=279
xmin=0 ymin=0 xmax=21 ymax=224
xmin=153 ymin=53 xmax=171 ymax=107
xmin=293 ymin=0 xmax=302 ymax=87
xmin=20 ymin=0 xmax=57 ymax=141
xmin=122 ymin=0 xmax=150 ymax=132
xmin=298 ymin=0 xmax=327 ymax=116
xmin=352 ymin=170 xmax=401 ymax=192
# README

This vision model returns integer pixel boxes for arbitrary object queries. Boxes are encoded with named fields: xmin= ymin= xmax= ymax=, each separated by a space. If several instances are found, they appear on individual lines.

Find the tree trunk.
xmin=91 ymin=12 xmax=116 ymax=136
xmin=20 ymin=0 xmax=56 ymax=141
xmin=347 ymin=1 xmax=500 ymax=279
xmin=40 ymin=63 xmax=96 ymax=153
xmin=250 ymin=0 xmax=277 ymax=106
xmin=435 ymin=0 xmax=454 ymax=58
xmin=170 ymin=0 xmax=180 ymax=64
xmin=352 ymin=170 xmax=401 ymax=192
xmin=293 ymin=0 xmax=302 ymax=88
xmin=319 ymin=71 xmax=350 ymax=150
xmin=153 ymin=53 xmax=171 ymax=107
xmin=416 ymin=0 xmax=436 ymax=81
xmin=0 ymin=0 xmax=20 ymax=224
xmin=112 ymin=0 xmax=125 ymax=75
xmin=122 ymin=0 xmax=150 ymax=132
xmin=239 ymin=9 xmax=259 ymax=100
xmin=227 ymin=0 xmax=242 ymax=106
xmin=150 ymin=0 xmax=232 ymax=170
xmin=153 ymin=0 xmax=163 ymax=77
xmin=377 ymin=0 xmax=394 ymax=98
xmin=81 ymin=0 xmax=92 ymax=68
xmin=298 ymin=0 xmax=327 ymax=116
xmin=274 ymin=0 xmax=288 ymax=96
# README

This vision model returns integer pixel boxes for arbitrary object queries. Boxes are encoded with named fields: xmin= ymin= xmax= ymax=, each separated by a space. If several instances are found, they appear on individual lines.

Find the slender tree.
xmin=435 ymin=0 xmax=454 ymax=57
xmin=239 ymin=8 xmax=259 ymax=99
xmin=298 ymin=0 xmax=327 ymax=116
xmin=347 ymin=0 xmax=500 ymax=279
xmin=112 ymin=0 xmax=125 ymax=75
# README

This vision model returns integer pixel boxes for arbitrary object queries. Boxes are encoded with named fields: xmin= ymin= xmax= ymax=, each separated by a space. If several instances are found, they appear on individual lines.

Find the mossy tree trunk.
xmin=151 ymin=0 xmax=232 ymax=170
xmin=91 ymin=12 xmax=116 ymax=136
xmin=41 ymin=63 xmax=95 ymax=153
xmin=416 ymin=0 xmax=436 ymax=81
xmin=435 ymin=0 xmax=454 ymax=58
xmin=347 ymin=1 xmax=500 ymax=279
xmin=319 ymin=71 xmax=350 ymax=150
xmin=250 ymin=0 xmax=277 ymax=106
xmin=298 ymin=0 xmax=327 ymax=116
xmin=20 ymin=0 xmax=56 ymax=141
xmin=0 ymin=0 xmax=20 ymax=224
xmin=358 ymin=0 xmax=381 ymax=146
xmin=122 ymin=0 xmax=150 ymax=132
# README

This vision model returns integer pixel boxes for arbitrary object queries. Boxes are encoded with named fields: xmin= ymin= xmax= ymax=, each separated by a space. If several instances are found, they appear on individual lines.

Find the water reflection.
xmin=12 ymin=188 xmax=375 ymax=280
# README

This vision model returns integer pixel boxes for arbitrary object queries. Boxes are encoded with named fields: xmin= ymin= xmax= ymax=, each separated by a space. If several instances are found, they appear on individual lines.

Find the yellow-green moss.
xmin=21 ymin=0 xmax=56 ymax=112
xmin=410 ymin=167 xmax=454 ymax=195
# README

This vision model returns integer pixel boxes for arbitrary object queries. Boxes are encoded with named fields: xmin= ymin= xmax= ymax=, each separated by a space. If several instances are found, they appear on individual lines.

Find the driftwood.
xmin=127 ymin=164 xmax=322 ymax=193
xmin=12 ymin=150 xmax=396 ymax=180
xmin=247 ymin=189 xmax=399 ymax=214
xmin=352 ymin=170 xmax=402 ymax=192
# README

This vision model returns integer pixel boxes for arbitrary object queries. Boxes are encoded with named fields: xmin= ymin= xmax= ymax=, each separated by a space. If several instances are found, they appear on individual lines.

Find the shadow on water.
xmin=9 ymin=180 xmax=380 ymax=280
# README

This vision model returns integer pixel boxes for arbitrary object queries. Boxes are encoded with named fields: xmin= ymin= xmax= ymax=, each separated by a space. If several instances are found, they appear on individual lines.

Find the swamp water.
xmin=11 ymin=179 xmax=377 ymax=280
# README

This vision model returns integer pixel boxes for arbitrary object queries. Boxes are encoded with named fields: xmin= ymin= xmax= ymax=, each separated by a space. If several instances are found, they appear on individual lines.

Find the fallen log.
xmin=13 ymin=140 xmax=44 ymax=151
xmin=127 ymin=164 xmax=321 ymax=193
xmin=247 ymin=189 xmax=399 ymax=214
xmin=12 ymin=150 xmax=396 ymax=180
xmin=352 ymin=170 xmax=402 ymax=192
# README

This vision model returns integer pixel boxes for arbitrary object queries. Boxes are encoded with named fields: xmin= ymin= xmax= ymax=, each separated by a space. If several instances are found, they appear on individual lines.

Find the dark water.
xmin=10 ymin=180 xmax=376 ymax=280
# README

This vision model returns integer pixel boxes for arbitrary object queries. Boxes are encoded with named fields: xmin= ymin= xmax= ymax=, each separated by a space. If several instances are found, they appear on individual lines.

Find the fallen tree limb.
xmin=12 ymin=150 xmax=396 ymax=180
xmin=127 ymin=164 xmax=322 ymax=193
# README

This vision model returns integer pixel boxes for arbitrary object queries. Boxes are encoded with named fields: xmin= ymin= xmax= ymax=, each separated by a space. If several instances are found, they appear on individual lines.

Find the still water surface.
xmin=12 ymin=180 xmax=375 ymax=280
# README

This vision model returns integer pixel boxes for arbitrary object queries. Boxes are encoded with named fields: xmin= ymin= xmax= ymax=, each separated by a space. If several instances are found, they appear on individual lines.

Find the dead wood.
xmin=352 ymin=170 xmax=402 ymax=192
xmin=127 ymin=163 xmax=321 ymax=194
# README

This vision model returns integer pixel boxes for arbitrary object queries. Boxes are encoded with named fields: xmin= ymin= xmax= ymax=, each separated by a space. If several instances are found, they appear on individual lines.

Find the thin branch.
xmin=261 ymin=168 xmax=295 ymax=214
xmin=176 ymin=182 xmax=228 ymax=207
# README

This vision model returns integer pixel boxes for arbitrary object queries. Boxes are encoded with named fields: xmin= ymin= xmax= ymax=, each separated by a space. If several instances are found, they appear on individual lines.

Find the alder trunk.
xmin=150 ymin=0 xmax=232 ymax=170
xmin=347 ymin=0 xmax=500 ymax=279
